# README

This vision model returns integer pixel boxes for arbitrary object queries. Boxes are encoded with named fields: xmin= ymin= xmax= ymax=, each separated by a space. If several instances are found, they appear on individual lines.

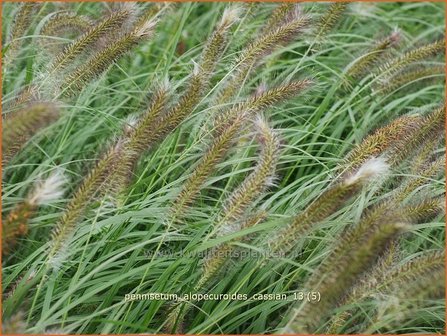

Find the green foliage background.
xmin=2 ymin=1 xmax=445 ymax=334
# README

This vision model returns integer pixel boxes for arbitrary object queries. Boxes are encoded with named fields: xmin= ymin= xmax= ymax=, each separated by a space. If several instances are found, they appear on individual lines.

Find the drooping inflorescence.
xmin=2 ymin=102 xmax=59 ymax=166
xmin=60 ymin=20 xmax=157 ymax=96
xmin=171 ymin=80 xmax=311 ymax=222
xmin=1 ymin=2 xmax=444 ymax=333
xmin=3 ymin=170 xmax=66 ymax=255
xmin=4 ymin=2 xmax=41 ymax=68
xmin=166 ymin=116 xmax=281 ymax=333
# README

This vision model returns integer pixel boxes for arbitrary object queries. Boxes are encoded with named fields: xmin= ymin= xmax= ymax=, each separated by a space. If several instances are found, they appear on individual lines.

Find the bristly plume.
xmin=4 ymin=2 xmax=41 ymax=68
xmin=60 ymin=20 xmax=157 ymax=96
xmin=40 ymin=12 xmax=93 ymax=42
xmin=240 ymin=210 xmax=269 ymax=231
xmin=214 ymin=79 xmax=312 ymax=137
xmin=136 ymin=6 xmax=237 ymax=152
xmin=219 ymin=6 xmax=242 ymax=31
xmin=334 ymin=241 xmax=401 ymax=305
xmin=216 ymin=10 xmax=310 ymax=105
xmin=47 ymin=7 xmax=134 ymax=73
xmin=387 ymin=104 xmax=445 ymax=166
xmin=201 ymin=118 xmax=280 ymax=281
xmin=341 ymin=114 xmax=422 ymax=173
xmin=7 ymin=84 xmax=39 ymax=110
xmin=135 ymin=3 xmax=170 ymax=28
xmin=266 ymin=157 xmax=389 ymax=256
xmin=170 ymin=80 xmax=311 ymax=223
xmin=345 ymin=30 xmax=401 ymax=80
xmin=393 ymin=156 xmax=445 ymax=203
xmin=285 ymin=213 xmax=408 ymax=333
xmin=379 ymin=250 xmax=445 ymax=293
xmin=392 ymin=264 xmax=445 ymax=302
xmin=377 ymin=64 xmax=445 ymax=94
xmin=109 ymin=82 xmax=171 ymax=195
xmin=262 ymin=3 xmax=297 ymax=32
xmin=326 ymin=247 xmax=444 ymax=333
xmin=2 ymin=102 xmax=59 ymax=166
xmin=3 ymin=202 xmax=32 ymax=256
xmin=170 ymin=120 xmax=280 ymax=328
xmin=409 ymin=130 xmax=444 ymax=177
xmin=403 ymin=197 xmax=445 ymax=224
xmin=376 ymin=256 xmax=445 ymax=323
xmin=376 ymin=40 xmax=445 ymax=76
xmin=2 ymin=312 xmax=26 ymax=334
xmin=199 ymin=6 xmax=241 ymax=81
xmin=314 ymin=2 xmax=348 ymax=43
xmin=216 ymin=116 xmax=280 ymax=228
xmin=341 ymin=105 xmax=445 ymax=176
xmin=47 ymin=141 xmax=125 ymax=269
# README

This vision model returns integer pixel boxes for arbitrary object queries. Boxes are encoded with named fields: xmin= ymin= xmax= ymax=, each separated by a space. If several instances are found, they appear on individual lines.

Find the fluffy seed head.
xmin=220 ymin=6 xmax=241 ymax=29
xmin=255 ymin=82 xmax=268 ymax=96
xmin=192 ymin=60 xmax=201 ymax=76
xmin=345 ymin=157 xmax=389 ymax=186
xmin=123 ymin=114 xmax=139 ymax=135
xmin=28 ymin=169 xmax=67 ymax=206
xmin=119 ymin=1 xmax=138 ymax=14
xmin=135 ymin=19 xmax=158 ymax=37
xmin=389 ymin=28 xmax=401 ymax=44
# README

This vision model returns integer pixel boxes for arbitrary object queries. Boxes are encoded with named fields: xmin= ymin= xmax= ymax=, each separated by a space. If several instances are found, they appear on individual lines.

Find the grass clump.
xmin=2 ymin=2 xmax=445 ymax=334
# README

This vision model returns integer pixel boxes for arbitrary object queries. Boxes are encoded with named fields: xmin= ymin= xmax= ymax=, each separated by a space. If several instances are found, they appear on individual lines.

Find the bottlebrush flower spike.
xmin=342 ymin=114 xmax=421 ymax=173
xmin=262 ymin=3 xmax=297 ymax=32
xmin=168 ymin=118 xmax=280 ymax=331
xmin=327 ymin=248 xmax=445 ymax=333
xmin=199 ymin=5 xmax=240 ymax=79
xmin=140 ymin=6 xmax=237 ymax=151
xmin=2 ymin=102 xmax=59 ymax=166
xmin=4 ymin=3 xmax=41 ymax=68
xmin=40 ymin=11 xmax=93 ymax=41
xmin=214 ymin=79 xmax=312 ymax=139
xmin=60 ymin=20 xmax=158 ymax=96
xmin=402 ymin=197 xmax=445 ymax=224
xmin=314 ymin=2 xmax=348 ymax=43
xmin=267 ymin=157 xmax=389 ymax=256
xmin=378 ymin=264 xmax=445 ymax=321
xmin=48 ymin=7 xmax=133 ymax=73
xmin=217 ymin=115 xmax=280 ymax=228
xmin=393 ymin=156 xmax=445 ymax=202
xmin=345 ymin=29 xmax=401 ymax=80
xmin=216 ymin=9 xmax=310 ymax=105
xmin=171 ymin=80 xmax=311 ymax=222
xmin=376 ymin=40 xmax=445 ymax=76
xmin=108 ymin=82 xmax=171 ymax=195
xmin=285 ymin=216 xmax=408 ymax=333
xmin=201 ymin=117 xmax=280 ymax=282
xmin=135 ymin=3 xmax=170 ymax=28
xmin=219 ymin=6 xmax=242 ymax=28
xmin=47 ymin=142 xmax=125 ymax=269
xmin=388 ymin=104 xmax=445 ymax=166
xmin=2 ymin=202 xmax=33 ymax=255
xmin=378 ymin=64 xmax=445 ymax=94
xmin=2 ymin=312 xmax=26 ymax=334
xmin=380 ymin=250 xmax=445 ymax=292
